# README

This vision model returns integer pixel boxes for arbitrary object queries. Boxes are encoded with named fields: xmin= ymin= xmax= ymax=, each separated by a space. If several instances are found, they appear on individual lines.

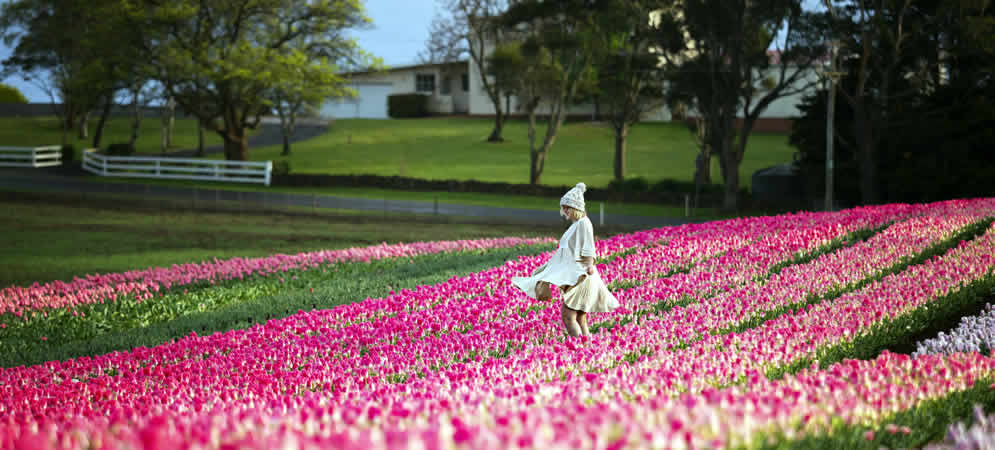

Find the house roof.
xmin=341 ymin=60 xmax=468 ymax=77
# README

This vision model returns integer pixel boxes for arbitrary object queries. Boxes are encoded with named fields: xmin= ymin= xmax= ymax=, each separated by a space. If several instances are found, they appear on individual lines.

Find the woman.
xmin=511 ymin=182 xmax=620 ymax=337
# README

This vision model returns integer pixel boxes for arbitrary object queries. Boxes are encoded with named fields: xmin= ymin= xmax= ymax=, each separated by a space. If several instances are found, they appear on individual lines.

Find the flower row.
xmin=0 ymin=236 xmax=559 ymax=317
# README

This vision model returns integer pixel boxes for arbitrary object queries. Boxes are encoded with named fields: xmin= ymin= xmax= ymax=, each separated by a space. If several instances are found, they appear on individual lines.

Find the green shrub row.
xmin=270 ymin=173 xmax=736 ymax=206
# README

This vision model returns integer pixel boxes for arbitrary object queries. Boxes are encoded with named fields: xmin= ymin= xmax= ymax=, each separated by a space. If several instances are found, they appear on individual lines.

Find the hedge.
xmin=272 ymin=173 xmax=746 ymax=207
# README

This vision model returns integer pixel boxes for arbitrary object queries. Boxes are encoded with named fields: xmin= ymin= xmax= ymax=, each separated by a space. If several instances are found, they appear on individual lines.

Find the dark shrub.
xmin=272 ymin=160 xmax=291 ymax=176
xmin=608 ymin=177 xmax=649 ymax=194
xmin=388 ymin=94 xmax=428 ymax=118
xmin=105 ymin=143 xmax=135 ymax=156
xmin=60 ymin=144 xmax=75 ymax=164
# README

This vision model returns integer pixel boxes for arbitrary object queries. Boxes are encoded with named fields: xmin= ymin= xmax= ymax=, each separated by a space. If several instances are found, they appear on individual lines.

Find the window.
xmin=441 ymin=76 xmax=452 ymax=95
xmin=416 ymin=74 xmax=435 ymax=93
xmin=462 ymin=73 xmax=469 ymax=92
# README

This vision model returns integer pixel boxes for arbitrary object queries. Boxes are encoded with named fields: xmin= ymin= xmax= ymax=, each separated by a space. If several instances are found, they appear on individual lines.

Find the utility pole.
xmin=825 ymin=41 xmax=843 ymax=212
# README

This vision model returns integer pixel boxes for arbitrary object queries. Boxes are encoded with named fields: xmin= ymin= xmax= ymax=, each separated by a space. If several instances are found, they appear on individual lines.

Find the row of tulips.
xmin=0 ymin=236 xmax=559 ymax=317
xmin=5 ymin=202 xmax=988 ymax=448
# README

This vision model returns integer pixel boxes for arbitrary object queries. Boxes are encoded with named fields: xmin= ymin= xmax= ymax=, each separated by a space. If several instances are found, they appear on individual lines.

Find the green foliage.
xmin=122 ymin=0 xmax=382 ymax=160
xmin=0 ymin=83 xmax=27 ymax=103
xmin=387 ymin=93 xmax=429 ymax=118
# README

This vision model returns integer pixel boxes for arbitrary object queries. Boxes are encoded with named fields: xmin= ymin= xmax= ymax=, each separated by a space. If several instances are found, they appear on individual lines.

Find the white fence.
xmin=0 ymin=146 xmax=62 ymax=168
xmin=82 ymin=149 xmax=272 ymax=186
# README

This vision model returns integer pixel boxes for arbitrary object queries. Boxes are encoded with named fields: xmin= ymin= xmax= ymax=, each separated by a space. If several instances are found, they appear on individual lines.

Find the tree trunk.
xmin=613 ymin=123 xmax=628 ymax=181
xmin=166 ymin=105 xmax=175 ymax=148
xmin=222 ymin=129 xmax=249 ymax=161
xmin=63 ymin=99 xmax=76 ymax=132
xmin=854 ymin=106 xmax=877 ymax=205
xmin=196 ymin=121 xmax=205 ymax=157
xmin=487 ymin=109 xmax=506 ymax=143
xmin=594 ymin=96 xmax=601 ymax=122
xmin=92 ymin=95 xmax=113 ymax=149
xmin=528 ymin=108 xmax=540 ymax=185
xmin=160 ymin=116 xmax=168 ymax=155
xmin=721 ymin=149 xmax=740 ymax=211
xmin=78 ymin=112 xmax=89 ymax=140
xmin=129 ymin=91 xmax=142 ymax=148
xmin=281 ymin=130 xmax=291 ymax=156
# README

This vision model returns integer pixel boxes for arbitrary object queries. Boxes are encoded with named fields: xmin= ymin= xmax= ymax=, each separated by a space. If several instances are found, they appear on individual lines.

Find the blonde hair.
xmin=565 ymin=207 xmax=585 ymax=222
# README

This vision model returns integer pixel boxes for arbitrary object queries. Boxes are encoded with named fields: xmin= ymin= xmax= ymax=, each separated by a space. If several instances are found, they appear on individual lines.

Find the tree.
xmin=821 ymin=0 xmax=916 ymax=205
xmin=124 ymin=0 xmax=377 ymax=161
xmin=0 ymin=0 xmax=147 ymax=150
xmin=431 ymin=0 xmax=511 ymax=142
xmin=497 ymin=0 xmax=598 ymax=185
xmin=590 ymin=0 xmax=668 ymax=181
xmin=656 ymin=0 xmax=824 ymax=210
xmin=0 ymin=0 xmax=90 ymax=145
xmin=0 ymin=83 xmax=28 ymax=103
xmin=792 ymin=0 xmax=995 ymax=205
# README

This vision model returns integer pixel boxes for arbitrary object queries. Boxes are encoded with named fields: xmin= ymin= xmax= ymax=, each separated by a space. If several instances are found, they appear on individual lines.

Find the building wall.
xmin=347 ymin=65 xmax=471 ymax=115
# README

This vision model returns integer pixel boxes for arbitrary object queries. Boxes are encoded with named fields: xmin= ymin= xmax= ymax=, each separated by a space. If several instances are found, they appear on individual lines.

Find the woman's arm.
xmin=578 ymin=256 xmax=595 ymax=275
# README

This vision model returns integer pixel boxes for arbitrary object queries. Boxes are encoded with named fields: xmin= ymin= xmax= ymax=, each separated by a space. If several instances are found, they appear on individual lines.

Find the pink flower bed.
xmin=2 ymin=199 xmax=995 ymax=449
xmin=0 ymin=237 xmax=559 ymax=317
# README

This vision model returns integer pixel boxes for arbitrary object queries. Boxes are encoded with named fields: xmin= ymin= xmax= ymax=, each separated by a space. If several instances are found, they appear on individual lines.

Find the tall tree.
xmin=656 ymin=0 xmax=824 ymax=210
xmin=498 ymin=0 xmax=598 ymax=185
xmin=822 ymin=0 xmax=914 ymax=205
xmin=0 ymin=0 xmax=147 ymax=150
xmin=591 ymin=0 xmax=668 ymax=181
xmin=124 ymin=0 xmax=377 ymax=161
xmin=430 ymin=0 xmax=511 ymax=142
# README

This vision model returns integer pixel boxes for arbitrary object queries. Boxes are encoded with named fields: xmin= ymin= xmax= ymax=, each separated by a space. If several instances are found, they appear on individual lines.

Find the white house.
xmin=320 ymin=60 xmax=470 ymax=120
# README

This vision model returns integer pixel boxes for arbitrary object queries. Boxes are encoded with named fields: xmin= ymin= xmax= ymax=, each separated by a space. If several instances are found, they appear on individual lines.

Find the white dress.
xmin=512 ymin=216 xmax=620 ymax=313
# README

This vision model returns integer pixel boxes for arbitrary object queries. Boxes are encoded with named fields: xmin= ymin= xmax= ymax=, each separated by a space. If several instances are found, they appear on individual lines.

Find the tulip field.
xmin=4 ymin=198 xmax=995 ymax=449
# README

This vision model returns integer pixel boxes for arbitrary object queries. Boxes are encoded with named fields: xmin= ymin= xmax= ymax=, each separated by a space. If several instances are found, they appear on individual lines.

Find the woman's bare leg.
xmin=560 ymin=303 xmax=581 ymax=337
xmin=577 ymin=312 xmax=591 ymax=336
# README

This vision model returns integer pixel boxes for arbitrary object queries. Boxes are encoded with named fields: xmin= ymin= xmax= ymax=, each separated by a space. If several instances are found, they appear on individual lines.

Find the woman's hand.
xmin=586 ymin=266 xmax=595 ymax=275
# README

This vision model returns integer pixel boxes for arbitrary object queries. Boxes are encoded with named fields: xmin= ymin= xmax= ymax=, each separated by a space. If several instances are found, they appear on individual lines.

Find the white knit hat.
xmin=560 ymin=182 xmax=587 ymax=212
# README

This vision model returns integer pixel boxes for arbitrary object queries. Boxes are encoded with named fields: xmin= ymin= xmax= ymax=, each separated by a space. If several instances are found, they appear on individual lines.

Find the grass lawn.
xmin=238 ymin=118 xmax=796 ymax=189
xmin=0 ymin=196 xmax=561 ymax=288
xmin=0 ymin=116 xmax=257 ymax=156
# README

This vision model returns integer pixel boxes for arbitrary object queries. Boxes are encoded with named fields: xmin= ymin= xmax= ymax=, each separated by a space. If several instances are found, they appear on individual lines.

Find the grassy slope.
xmin=0 ymin=198 xmax=560 ymax=288
xmin=225 ymin=118 xmax=796 ymax=189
